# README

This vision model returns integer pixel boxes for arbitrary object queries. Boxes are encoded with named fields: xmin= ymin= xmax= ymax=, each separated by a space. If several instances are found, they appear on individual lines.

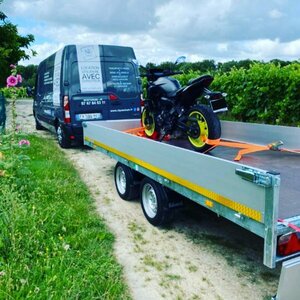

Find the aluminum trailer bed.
xmin=83 ymin=119 xmax=300 ymax=270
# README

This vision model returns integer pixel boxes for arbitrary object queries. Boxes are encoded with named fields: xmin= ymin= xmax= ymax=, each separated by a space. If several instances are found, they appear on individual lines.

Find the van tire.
xmin=56 ymin=124 xmax=71 ymax=148
xmin=35 ymin=117 xmax=44 ymax=130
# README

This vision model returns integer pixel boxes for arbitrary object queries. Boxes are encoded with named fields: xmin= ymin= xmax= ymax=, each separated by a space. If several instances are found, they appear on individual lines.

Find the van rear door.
xmin=103 ymin=60 xmax=141 ymax=120
xmin=67 ymin=45 xmax=141 ymax=125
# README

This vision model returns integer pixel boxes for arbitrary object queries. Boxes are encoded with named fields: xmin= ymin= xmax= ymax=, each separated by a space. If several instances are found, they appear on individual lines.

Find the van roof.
xmin=39 ymin=44 xmax=136 ymax=66
xmin=68 ymin=44 xmax=136 ymax=59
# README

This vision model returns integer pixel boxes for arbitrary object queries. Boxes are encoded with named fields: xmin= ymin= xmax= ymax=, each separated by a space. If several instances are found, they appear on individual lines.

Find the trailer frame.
xmin=83 ymin=119 xmax=300 ymax=269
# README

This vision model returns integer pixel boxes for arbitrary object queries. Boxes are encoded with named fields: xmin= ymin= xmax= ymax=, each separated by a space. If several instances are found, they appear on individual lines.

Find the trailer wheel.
xmin=56 ymin=124 xmax=71 ymax=149
xmin=114 ymin=163 xmax=139 ymax=200
xmin=140 ymin=177 xmax=170 ymax=226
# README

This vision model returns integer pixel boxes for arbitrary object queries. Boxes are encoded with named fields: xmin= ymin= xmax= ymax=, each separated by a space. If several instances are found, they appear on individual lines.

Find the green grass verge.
xmin=0 ymin=134 xmax=130 ymax=299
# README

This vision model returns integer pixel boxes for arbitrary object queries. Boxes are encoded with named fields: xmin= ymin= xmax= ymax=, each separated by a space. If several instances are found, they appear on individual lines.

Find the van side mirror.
xmin=64 ymin=80 xmax=69 ymax=86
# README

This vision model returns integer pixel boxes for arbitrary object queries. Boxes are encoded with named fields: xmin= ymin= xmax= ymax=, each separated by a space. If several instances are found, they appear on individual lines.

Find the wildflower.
xmin=18 ymin=139 xmax=30 ymax=147
xmin=10 ymin=64 xmax=16 ymax=69
xmin=16 ymin=74 xmax=22 ymax=83
xmin=6 ymin=75 xmax=18 ymax=87
xmin=63 ymin=243 xmax=70 ymax=251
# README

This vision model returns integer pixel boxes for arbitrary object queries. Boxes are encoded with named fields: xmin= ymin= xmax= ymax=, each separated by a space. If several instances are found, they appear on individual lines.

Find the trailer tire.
xmin=140 ymin=177 xmax=170 ymax=226
xmin=114 ymin=163 xmax=139 ymax=201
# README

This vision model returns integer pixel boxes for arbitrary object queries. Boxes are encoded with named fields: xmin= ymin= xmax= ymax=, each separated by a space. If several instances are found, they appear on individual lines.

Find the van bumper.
xmin=63 ymin=123 xmax=83 ymax=145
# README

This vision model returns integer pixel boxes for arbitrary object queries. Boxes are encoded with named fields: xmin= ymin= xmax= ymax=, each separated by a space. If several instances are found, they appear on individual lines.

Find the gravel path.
xmin=8 ymin=99 xmax=280 ymax=299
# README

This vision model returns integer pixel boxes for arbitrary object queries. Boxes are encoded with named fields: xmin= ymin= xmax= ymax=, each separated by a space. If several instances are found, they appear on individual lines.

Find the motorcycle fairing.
xmin=176 ymin=75 xmax=214 ymax=107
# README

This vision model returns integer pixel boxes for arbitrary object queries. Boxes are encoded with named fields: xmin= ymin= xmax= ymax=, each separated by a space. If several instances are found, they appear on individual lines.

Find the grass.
xmin=0 ymin=134 xmax=130 ymax=299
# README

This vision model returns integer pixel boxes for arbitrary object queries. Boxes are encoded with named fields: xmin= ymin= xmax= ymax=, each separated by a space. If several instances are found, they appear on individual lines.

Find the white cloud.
xmin=269 ymin=9 xmax=284 ymax=19
xmin=2 ymin=0 xmax=300 ymax=66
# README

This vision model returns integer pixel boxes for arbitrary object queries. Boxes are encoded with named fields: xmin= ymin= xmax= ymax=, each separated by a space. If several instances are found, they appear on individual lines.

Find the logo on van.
xmin=80 ymin=46 xmax=97 ymax=60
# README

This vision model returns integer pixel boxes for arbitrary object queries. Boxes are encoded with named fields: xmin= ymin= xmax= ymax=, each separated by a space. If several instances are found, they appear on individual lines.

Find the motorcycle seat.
xmin=188 ymin=74 xmax=213 ymax=86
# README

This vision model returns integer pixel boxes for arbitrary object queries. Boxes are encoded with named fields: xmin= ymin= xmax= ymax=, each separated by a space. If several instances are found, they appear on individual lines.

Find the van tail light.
xmin=278 ymin=232 xmax=300 ymax=256
xmin=63 ymin=96 xmax=71 ymax=123
xmin=109 ymin=93 xmax=118 ymax=101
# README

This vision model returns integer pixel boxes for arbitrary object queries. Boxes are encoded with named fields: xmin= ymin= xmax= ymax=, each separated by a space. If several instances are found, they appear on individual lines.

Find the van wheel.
xmin=56 ymin=124 xmax=70 ymax=148
xmin=114 ymin=163 xmax=139 ymax=200
xmin=140 ymin=178 xmax=170 ymax=226
xmin=35 ymin=117 xmax=43 ymax=130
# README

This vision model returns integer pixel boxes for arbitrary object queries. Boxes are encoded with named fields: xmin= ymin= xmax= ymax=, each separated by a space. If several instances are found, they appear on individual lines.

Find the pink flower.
xmin=6 ymin=75 xmax=18 ymax=87
xmin=16 ymin=74 xmax=22 ymax=83
xmin=10 ymin=64 xmax=16 ymax=69
xmin=18 ymin=139 xmax=30 ymax=147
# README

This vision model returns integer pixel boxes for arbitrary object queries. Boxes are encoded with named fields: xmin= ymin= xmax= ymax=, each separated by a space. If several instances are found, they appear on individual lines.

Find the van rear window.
xmin=71 ymin=61 xmax=138 ymax=98
xmin=104 ymin=62 xmax=138 ymax=98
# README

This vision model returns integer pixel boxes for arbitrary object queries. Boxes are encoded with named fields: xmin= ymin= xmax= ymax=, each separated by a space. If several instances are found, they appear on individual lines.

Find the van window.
xmin=37 ymin=62 xmax=55 ymax=103
xmin=104 ymin=62 xmax=138 ymax=98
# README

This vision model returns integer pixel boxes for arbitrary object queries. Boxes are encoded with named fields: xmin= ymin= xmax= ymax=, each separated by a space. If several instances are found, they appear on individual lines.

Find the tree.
xmin=17 ymin=64 xmax=38 ymax=87
xmin=0 ymin=0 xmax=36 ymax=87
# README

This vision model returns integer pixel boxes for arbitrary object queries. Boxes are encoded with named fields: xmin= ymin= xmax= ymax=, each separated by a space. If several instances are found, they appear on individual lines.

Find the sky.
xmin=2 ymin=0 xmax=300 ymax=66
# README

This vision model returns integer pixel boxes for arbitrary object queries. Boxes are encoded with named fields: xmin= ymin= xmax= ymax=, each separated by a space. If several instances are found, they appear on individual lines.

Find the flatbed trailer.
xmin=83 ymin=119 xmax=300 ymax=297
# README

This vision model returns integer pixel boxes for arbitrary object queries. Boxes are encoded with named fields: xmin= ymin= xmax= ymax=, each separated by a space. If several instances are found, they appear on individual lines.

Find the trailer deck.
xmin=83 ymin=119 xmax=300 ymax=268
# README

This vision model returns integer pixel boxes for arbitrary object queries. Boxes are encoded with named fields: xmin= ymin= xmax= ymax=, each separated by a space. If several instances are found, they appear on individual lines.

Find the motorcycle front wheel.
xmin=186 ymin=105 xmax=221 ymax=152
xmin=141 ymin=108 xmax=157 ymax=138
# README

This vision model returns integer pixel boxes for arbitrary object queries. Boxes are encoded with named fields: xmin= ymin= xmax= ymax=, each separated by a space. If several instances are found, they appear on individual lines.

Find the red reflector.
xmin=70 ymin=135 xmax=75 ymax=140
xmin=109 ymin=94 xmax=118 ymax=101
xmin=63 ymin=96 xmax=71 ymax=123
xmin=278 ymin=233 xmax=300 ymax=256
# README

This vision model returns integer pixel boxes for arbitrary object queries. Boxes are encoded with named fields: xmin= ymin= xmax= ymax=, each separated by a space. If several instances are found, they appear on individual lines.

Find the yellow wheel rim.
xmin=142 ymin=110 xmax=155 ymax=137
xmin=187 ymin=111 xmax=209 ymax=148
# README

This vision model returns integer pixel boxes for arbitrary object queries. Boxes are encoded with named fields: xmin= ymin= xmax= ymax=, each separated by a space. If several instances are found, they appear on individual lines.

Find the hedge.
xmin=170 ymin=63 xmax=300 ymax=126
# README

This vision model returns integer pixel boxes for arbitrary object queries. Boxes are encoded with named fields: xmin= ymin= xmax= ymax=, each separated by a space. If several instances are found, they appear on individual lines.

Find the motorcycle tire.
xmin=186 ymin=105 xmax=221 ymax=153
xmin=141 ymin=108 xmax=158 ymax=139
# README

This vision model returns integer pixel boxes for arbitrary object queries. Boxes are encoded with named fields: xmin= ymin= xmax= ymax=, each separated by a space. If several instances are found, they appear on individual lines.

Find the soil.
xmin=9 ymin=99 xmax=281 ymax=299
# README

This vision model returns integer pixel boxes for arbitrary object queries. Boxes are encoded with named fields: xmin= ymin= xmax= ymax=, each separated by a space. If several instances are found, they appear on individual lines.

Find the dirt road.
xmin=11 ymin=99 xmax=280 ymax=299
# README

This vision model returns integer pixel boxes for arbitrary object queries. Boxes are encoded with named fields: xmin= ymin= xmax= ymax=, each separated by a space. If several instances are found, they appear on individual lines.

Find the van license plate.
xmin=75 ymin=113 xmax=102 ymax=121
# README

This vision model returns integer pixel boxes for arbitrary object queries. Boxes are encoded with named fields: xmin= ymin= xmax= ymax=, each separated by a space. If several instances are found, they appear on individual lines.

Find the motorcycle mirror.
xmin=175 ymin=56 xmax=186 ymax=65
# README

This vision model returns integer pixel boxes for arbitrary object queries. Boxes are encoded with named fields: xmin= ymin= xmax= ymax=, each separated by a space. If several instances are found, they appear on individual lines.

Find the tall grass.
xmin=0 ymin=134 xmax=130 ymax=299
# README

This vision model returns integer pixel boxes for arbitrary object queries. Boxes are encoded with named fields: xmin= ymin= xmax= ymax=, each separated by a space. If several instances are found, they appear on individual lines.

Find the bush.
xmin=211 ymin=63 xmax=300 ymax=126
xmin=0 ymin=87 xmax=28 ymax=99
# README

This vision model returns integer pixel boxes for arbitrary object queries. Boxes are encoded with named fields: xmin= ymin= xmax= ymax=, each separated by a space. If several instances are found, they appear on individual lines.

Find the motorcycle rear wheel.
xmin=141 ymin=109 xmax=157 ymax=138
xmin=186 ymin=105 xmax=221 ymax=152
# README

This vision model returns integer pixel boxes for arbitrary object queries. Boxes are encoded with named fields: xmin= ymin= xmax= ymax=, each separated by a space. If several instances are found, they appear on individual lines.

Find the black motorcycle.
xmin=141 ymin=66 xmax=228 ymax=152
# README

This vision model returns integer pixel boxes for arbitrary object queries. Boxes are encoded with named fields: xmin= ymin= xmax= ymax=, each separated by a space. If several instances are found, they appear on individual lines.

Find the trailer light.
xmin=109 ymin=94 xmax=118 ymax=101
xmin=70 ymin=135 xmax=75 ymax=140
xmin=63 ymin=96 xmax=71 ymax=123
xmin=278 ymin=232 xmax=300 ymax=256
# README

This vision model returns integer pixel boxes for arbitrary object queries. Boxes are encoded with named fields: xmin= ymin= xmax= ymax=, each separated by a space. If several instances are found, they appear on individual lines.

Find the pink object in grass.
xmin=10 ymin=64 xmax=16 ymax=69
xmin=18 ymin=139 xmax=30 ymax=147
xmin=16 ymin=74 xmax=22 ymax=83
xmin=6 ymin=75 xmax=18 ymax=87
